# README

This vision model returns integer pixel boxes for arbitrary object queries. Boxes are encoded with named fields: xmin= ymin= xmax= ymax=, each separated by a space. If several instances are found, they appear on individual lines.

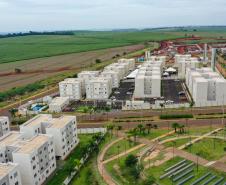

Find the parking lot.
xmin=110 ymin=79 xmax=135 ymax=101
xmin=161 ymin=79 xmax=188 ymax=103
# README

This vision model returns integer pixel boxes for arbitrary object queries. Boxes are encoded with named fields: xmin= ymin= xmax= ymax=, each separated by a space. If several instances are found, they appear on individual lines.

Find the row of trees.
xmin=0 ymin=31 xmax=74 ymax=38
xmin=0 ymin=82 xmax=44 ymax=102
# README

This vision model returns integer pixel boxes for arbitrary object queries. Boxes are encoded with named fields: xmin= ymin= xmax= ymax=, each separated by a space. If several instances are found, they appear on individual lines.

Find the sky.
xmin=0 ymin=0 xmax=226 ymax=32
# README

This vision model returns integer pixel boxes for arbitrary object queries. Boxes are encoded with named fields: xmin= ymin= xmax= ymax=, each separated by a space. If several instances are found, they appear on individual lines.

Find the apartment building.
xmin=0 ymin=163 xmax=22 ymax=185
xmin=134 ymin=65 xmax=161 ymax=99
xmin=77 ymin=71 xmax=99 ymax=84
xmin=118 ymin=58 xmax=135 ymax=71
xmin=174 ymin=55 xmax=200 ymax=78
xmin=20 ymin=114 xmax=79 ymax=160
xmin=186 ymin=67 xmax=226 ymax=106
xmin=100 ymin=70 xmax=120 ymax=88
xmin=0 ymin=132 xmax=56 ymax=185
xmin=49 ymin=97 xmax=70 ymax=113
xmin=104 ymin=63 xmax=126 ymax=79
xmin=0 ymin=117 xmax=10 ymax=137
xmin=86 ymin=77 xmax=112 ymax=100
xmin=59 ymin=78 xmax=85 ymax=100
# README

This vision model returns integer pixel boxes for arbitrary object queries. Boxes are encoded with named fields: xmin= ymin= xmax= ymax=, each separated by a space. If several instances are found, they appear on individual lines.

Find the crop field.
xmin=0 ymin=44 xmax=145 ymax=91
xmin=0 ymin=31 xmax=183 ymax=64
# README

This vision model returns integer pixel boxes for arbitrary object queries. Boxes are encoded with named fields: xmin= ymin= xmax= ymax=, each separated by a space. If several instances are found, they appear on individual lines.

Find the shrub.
xmin=160 ymin=114 xmax=193 ymax=119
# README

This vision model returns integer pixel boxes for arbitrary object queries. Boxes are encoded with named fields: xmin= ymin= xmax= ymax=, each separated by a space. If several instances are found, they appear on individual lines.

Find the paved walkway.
xmin=178 ymin=128 xmax=223 ymax=150
xmin=97 ymin=137 xmax=123 ymax=185
xmin=102 ymin=143 xmax=146 ymax=164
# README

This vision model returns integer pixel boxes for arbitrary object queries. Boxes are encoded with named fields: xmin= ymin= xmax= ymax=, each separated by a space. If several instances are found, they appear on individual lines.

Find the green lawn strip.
xmin=163 ymin=138 xmax=191 ymax=148
xmin=105 ymin=147 xmax=145 ymax=185
xmin=47 ymin=134 xmax=94 ymax=185
xmin=184 ymin=138 xmax=226 ymax=161
xmin=145 ymin=157 xmax=226 ymax=185
xmin=136 ymin=129 xmax=169 ymax=140
xmin=104 ymin=139 xmax=138 ymax=161
xmin=141 ymin=151 xmax=165 ymax=167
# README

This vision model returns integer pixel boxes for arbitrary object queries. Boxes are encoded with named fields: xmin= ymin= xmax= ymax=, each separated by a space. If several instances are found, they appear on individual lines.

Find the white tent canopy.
xmin=165 ymin=67 xmax=176 ymax=73
xmin=163 ymin=72 xmax=169 ymax=76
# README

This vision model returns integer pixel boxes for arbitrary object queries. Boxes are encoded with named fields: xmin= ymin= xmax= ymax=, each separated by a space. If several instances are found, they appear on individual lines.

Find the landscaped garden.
xmin=184 ymin=138 xmax=226 ymax=161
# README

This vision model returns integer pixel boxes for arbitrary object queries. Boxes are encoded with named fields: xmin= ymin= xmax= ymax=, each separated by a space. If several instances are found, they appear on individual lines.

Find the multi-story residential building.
xmin=49 ymin=97 xmax=70 ymax=113
xmin=174 ymin=55 xmax=200 ymax=79
xmin=104 ymin=63 xmax=126 ymax=79
xmin=20 ymin=114 xmax=79 ymax=160
xmin=100 ymin=70 xmax=120 ymax=88
xmin=59 ymin=78 xmax=85 ymax=100
xmin=0 ymin=132 xmax=56 ymax=185
xmin=86 ymin=77 xmax=112 ymax=100
xmin=118 ymin=58 xmax=135 ymax=71
xmin=134 ymin=60 xmax=162 ymax=99
xmin=0 ymin=162 xmax=22 ymax=185
xmin=0 ymin=117 xmax=10 ymax=137
xmin=186 ymin=67 xmax=226 ymax=106
xmin=77 ymin=71 xmax=99 ymax=84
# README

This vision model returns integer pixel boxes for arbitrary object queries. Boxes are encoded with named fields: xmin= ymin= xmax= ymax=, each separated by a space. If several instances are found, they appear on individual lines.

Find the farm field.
xmin=0 ymin=31 xmax=184 ymax=64
xmin=0 ymin=44 xmax=145 ymax=91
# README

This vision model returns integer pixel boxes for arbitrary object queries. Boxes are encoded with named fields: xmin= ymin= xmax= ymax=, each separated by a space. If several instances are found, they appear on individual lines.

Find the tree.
xmin=178 ymin=124 xmax=185 ymax=134
xmin=115 ymin=125 xmax=122 ymax=136
xmin=146 ymin=123 xmax=152 ymax=134
xmin=172 ymin=122 xmax=179 ymax=133
xmin=125 ymin=154 xmax=138 ymax=167
xmin=137 ymin=124 xmax=144 ymax=134
xmin=9 ymin=108 xmax=18 ymax=118
xmin=95 ymin=59 xmax=101 ymax=64
xmin=106 ymin=124 xmax=114 ymax=137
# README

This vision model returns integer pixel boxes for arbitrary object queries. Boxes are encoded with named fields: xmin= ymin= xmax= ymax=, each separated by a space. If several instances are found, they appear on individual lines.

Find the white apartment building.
xmin=186 ymin=67 xmax=226 ymax=107
xmin=101 ymin=70 xmax=120 ymax=88
xmin=20 ymin=114 xmax=79 ymax=160
xmin=0 ymin=132 xmax=56 ymax=185
xmin=86 ymin=77 xmax=112 ymax=100
xmin=49 ymin=97 xmax=70 ymax=113
xmin=0 ymin=117 xmax=10 ymax=137
xmin=77 ymin=71 xmax=99 ymax=84
xmin=59 ymin=78 xmax=85 ymax=100
xmin=145 ymin=51 xmax=166 ymax=63
xmin=174 ymin=55 xmax=200 ymax=79
xmin=0 ymin=163 xmax=22 ymax=185
xmin=134 ymin=64 xmax=162 ymax=99
xmin=175 ymin=54 xmax=192 ymax=63
xmin=118 ymin=58 xmax=135 ymax=71
xmin=104 ymin=63 xmax=127 ymax=79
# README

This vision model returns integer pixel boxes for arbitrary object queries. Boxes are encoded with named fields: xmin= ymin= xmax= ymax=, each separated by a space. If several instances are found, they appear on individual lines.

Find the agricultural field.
xmin=0 ymin=44 xmax=145 ymax=92
xmin=0 ymin=31 xmax=183 ymax=64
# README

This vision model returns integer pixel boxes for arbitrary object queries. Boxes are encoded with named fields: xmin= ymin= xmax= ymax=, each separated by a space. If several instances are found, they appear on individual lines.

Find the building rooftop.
xmin=0 ymin=132 xmax=22 ymax=147
xmin=0 ymin=117 xmax=8 ymax=122
xmin=50 ymin=97 xmax=69 ymax=105
xmin=47 ymin=115 xmax=75 ymax=129
xmin=15 ymin=135 xmax=49 ymax=154
xmin=21 ymin=114 xmax=52 ymax=128
xmin=0 ymin=163 xmax=17 ymax=178
xmin=60 ymin=78 xmax=83 ymax=84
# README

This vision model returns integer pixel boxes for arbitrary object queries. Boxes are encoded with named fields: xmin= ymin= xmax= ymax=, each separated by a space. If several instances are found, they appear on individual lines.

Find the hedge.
xmin=160 ymin=114 xmax=193 ymax=119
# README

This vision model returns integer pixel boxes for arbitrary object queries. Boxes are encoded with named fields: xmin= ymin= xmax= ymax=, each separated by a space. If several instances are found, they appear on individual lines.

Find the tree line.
xmin=0 ymin=31 xmax=74 ymax=38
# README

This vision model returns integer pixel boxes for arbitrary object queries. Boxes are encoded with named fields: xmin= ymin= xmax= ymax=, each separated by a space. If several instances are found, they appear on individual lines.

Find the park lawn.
xmin=105 ymin=147 xmax=145 ymax=185
xmin=104 ymin=139 xmax=139 ymax=160
xmin=0 ymin=31 xmax=182 ymax=64
xmin=163 ymin=138 xmax=191 ymax=148
xmin=137 ymin=128 xmax=169 ymax=140
xmin=47 ymin=134 xmax=94 ymax=185
xmin=184 ymin=138 xmax=226 ymax=161
xmin=145 ymin=157 xmax=226 ymax=185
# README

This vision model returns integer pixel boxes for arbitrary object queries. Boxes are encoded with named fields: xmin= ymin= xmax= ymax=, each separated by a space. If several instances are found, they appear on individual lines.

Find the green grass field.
xmin=0 ymin=31 xmax=182 ymax=64
xmin=184 ymin=138 xmax=226 ymax=161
